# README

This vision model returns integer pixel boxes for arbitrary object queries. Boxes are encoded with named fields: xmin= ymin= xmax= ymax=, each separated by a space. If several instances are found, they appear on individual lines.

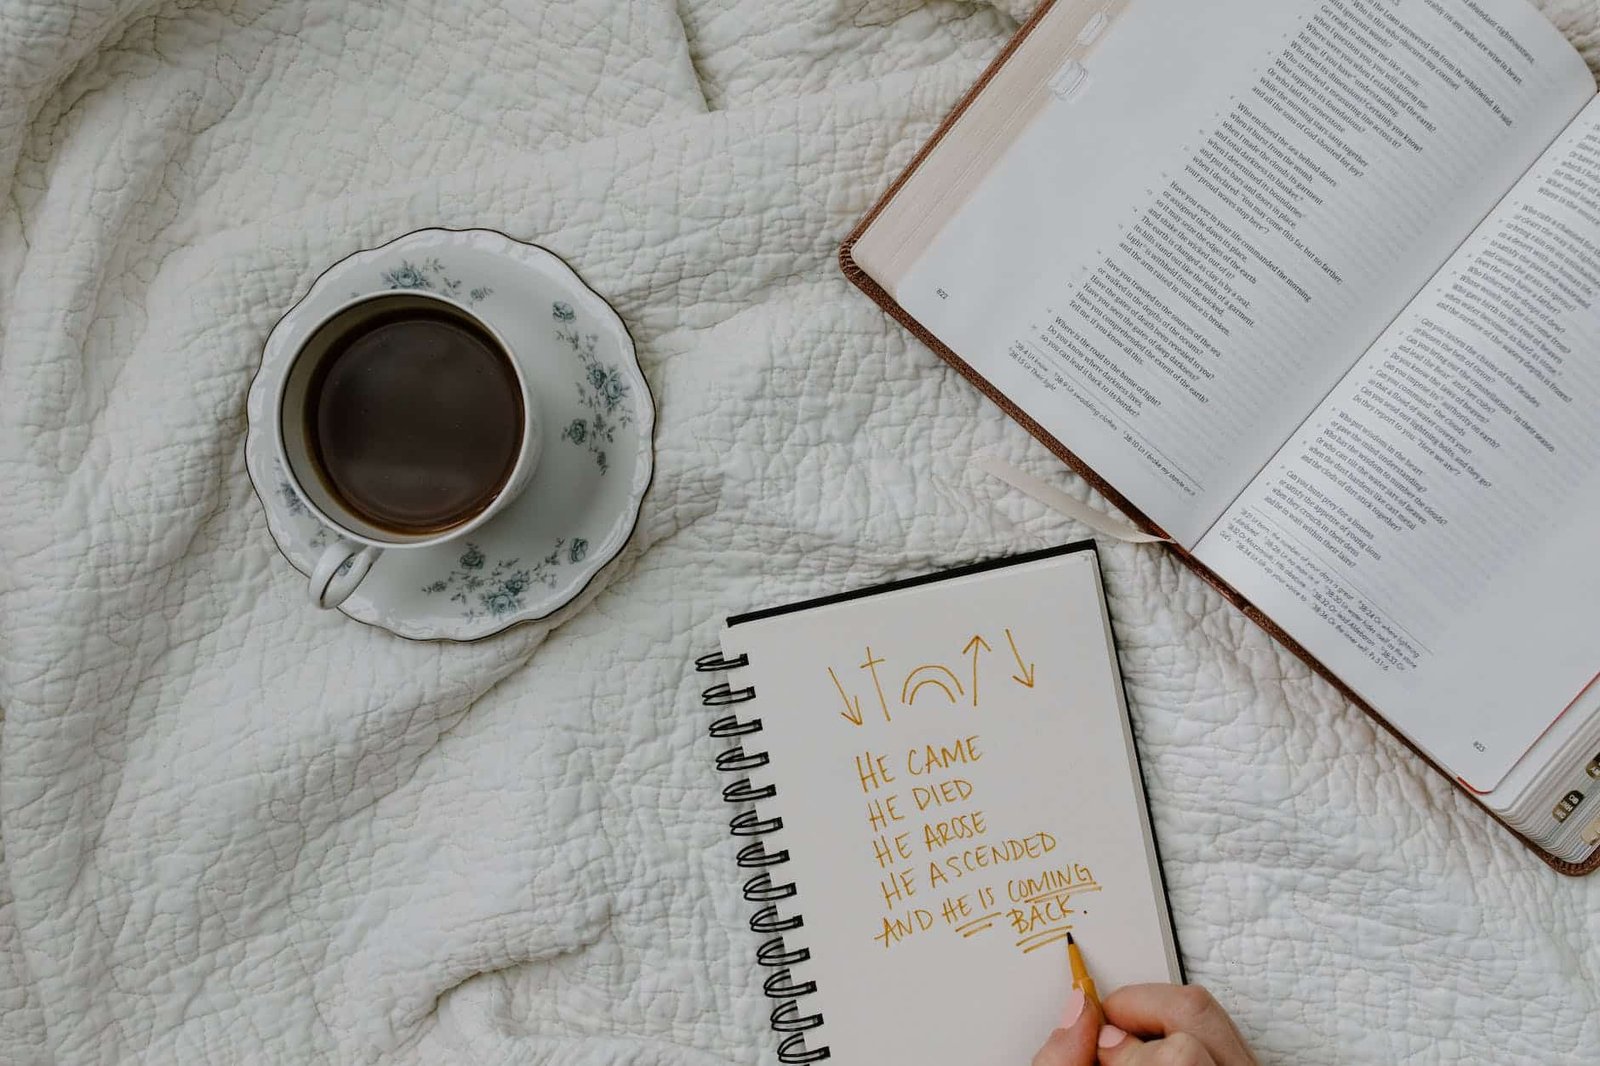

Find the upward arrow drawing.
xmin=963 ymin=635 xmax=992 ymax=708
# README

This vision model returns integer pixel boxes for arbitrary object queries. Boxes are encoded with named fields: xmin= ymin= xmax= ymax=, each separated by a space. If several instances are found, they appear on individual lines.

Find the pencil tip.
xmin=1066 ymin=931 xmax=1076 ymax=945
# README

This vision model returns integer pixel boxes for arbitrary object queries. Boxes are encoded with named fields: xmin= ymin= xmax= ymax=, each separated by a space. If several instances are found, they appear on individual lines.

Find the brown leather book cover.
xmin=838 ymin=0 xmax=1597 ymax=876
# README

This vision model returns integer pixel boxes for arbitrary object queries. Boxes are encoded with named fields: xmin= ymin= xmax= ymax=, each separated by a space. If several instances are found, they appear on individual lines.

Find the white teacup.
xmin=274 ymin=291 xmax=541 ymax=609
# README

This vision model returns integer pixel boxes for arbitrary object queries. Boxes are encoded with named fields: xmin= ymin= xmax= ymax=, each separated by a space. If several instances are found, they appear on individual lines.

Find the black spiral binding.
xmin=698 ymin=649 xmax=831 ymax=1064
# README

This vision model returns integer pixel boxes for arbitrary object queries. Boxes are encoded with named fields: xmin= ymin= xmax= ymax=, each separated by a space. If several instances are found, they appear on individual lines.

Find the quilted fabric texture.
xmin=2 ymin=1 xmax=1598 ymax=1062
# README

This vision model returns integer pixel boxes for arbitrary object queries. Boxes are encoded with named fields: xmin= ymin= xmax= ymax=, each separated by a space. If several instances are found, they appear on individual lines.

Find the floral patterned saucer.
xmin=245 ymin=228 xmax=654 ymax=641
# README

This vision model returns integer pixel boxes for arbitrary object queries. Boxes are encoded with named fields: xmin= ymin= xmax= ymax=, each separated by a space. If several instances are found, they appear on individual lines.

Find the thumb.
xmin=1097 ymin=1025 xmax=1219 ymax=1065
xmin=1030 ymin=989 xmax=1101 ymax=1066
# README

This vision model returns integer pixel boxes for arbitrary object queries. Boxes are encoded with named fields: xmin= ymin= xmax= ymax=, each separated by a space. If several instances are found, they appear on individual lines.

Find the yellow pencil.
xmin=1066 ymin=932 xmax=1100 ymax=1014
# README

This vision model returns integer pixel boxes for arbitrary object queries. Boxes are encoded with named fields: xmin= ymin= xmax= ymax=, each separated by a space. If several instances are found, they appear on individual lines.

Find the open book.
xmin=842 ymin=0 xmax=1600 ymax=872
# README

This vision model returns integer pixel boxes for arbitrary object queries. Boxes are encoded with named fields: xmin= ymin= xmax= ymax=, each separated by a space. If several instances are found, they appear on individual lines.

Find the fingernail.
xmin=1060 ymin=988 xmax=1086 ymax=1028
xmin=1098 ymin=1025 xmax=1128 ymax=1049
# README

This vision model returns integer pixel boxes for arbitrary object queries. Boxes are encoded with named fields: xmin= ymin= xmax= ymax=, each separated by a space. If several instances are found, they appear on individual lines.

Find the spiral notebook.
xmin=697 ymin=543 xmax=1181 ymax=1063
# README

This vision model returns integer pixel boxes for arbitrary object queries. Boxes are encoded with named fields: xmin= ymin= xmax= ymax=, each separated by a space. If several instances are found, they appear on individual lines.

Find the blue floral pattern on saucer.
xmin=379 ymin=256 xmax=494 ymax=305
xmin=555 ymin=301 xmax=633 ymax=475
xmin=422 ymin=540 xmax=569 ymax=621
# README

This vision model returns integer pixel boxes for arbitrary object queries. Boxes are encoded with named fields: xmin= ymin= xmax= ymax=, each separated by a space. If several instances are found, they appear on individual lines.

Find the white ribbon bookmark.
xmin=976 ymin=455 xmax=1172 ymax=545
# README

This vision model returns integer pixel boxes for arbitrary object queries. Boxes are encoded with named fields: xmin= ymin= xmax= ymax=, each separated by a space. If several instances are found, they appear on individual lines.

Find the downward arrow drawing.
xmin=963 ymin=635 xmax=992 ymax=708
xmin=1005 ymin=628 xmax=1036 ymax=689
xmin=829 ymin=667 xmax=864 ymax=726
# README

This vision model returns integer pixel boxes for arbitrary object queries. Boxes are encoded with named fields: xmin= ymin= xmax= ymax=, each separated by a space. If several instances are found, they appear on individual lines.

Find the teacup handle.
xmin=310 ymin=540 xmax=382 ymax=609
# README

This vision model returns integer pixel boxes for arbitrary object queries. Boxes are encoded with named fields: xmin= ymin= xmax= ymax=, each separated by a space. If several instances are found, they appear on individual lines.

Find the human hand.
xmin=1031 ymin=984 xmax=1257 ymax=1066
xmin=1030 ymin=987 xmax=1103 ymax=1066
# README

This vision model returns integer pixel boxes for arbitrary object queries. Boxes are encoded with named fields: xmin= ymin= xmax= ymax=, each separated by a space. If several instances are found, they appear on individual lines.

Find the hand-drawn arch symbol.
xmin=901 ymin=664 xmax=965 ymax=706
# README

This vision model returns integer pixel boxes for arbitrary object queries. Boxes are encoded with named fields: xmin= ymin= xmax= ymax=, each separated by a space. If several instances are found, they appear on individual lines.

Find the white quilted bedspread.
xmin=2 ymin=1 xmax=1598 ymax=1062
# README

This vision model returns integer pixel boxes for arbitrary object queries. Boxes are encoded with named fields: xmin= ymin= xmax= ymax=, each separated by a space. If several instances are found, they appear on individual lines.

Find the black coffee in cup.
xmin=302 ymin=306 xmax=524 ymax=535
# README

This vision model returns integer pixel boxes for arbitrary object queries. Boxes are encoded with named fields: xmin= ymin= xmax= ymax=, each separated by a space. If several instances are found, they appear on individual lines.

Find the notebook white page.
xmin=719 ymin=547 xmax=1179 ymax=1063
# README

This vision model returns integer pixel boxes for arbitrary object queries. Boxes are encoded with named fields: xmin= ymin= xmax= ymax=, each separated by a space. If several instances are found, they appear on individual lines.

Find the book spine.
xmin=697 ymin=650 xmax=830 ymax=1064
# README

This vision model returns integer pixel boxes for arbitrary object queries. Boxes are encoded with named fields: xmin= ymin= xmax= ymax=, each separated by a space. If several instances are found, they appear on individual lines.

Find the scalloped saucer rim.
xmin=244 ymin=227 xmax=654 ymax=642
